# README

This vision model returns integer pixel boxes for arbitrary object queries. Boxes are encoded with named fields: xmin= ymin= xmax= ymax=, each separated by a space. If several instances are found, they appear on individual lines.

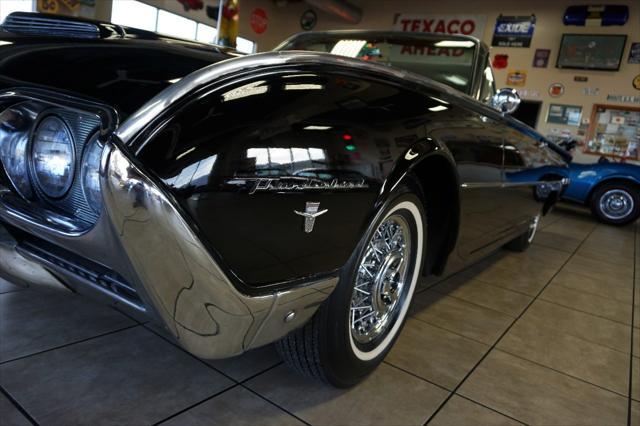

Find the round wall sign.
xmin=633 ymin=74 xmax=640 ymax=90
xmin=549 ymin=83 xmax=565 ymax=97
xmin=250 ymin=8 xmax=268 ymax=34
xmin=300 ymin=9 xmax=317 ymax=30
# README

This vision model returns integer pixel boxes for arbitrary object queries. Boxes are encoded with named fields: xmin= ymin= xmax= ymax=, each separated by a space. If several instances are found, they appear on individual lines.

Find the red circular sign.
xmin=250 ymin=8 xmax=268 ymax=34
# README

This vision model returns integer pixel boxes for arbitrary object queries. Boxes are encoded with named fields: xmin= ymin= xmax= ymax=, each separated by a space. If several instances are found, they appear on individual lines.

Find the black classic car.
xmin=0 ymin=14 xmax=568 ymax=387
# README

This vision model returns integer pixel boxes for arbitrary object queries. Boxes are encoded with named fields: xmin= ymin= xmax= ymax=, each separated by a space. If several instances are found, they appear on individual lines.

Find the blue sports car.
xmin=507 ymin=154 xmax=640 ymax=226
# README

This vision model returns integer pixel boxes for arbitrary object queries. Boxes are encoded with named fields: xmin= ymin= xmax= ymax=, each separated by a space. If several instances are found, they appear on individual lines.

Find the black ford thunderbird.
xmin=0 ymin=14 xmax=568 ymax=387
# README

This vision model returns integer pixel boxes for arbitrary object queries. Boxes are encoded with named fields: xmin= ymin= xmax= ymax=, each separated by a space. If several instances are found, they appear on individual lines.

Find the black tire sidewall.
xmin=318 ymin=190 xmax=426 ymax=387
xmin=592 ymin=183 xmax=640 ymax=226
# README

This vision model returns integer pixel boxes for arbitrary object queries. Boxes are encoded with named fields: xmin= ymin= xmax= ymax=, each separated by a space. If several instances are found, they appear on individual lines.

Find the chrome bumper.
xmin=0 ymin=142 xmax=338 ymax=358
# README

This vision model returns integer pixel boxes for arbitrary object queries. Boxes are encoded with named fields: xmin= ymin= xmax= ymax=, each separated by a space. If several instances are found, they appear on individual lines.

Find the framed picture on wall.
xmin=547 ymin=104 xmax=582 ymax=126
xmin=556 ymin=34 xmax=627 ymax=71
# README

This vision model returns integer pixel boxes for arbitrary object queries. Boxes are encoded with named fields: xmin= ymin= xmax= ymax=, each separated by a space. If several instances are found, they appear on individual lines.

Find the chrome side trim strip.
xmin=461 ymin=179 xmax=567 ymax=189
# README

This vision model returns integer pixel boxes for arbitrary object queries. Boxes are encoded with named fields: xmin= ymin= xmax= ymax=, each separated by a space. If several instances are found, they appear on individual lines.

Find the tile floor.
xmin=0 ymin=206 xmax=638 ymax=426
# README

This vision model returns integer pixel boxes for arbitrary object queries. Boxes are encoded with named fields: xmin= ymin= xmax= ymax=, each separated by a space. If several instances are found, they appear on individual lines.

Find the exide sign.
xmin=393 ymin=14 xmax=487 ymax=39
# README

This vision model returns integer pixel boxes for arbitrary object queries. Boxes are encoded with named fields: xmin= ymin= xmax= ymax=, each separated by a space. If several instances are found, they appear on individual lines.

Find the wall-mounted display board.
xmin=547 ymin=103 xmax=582 ymax=126
xmin=585 ymin=104 xmax=640 ymax=160
xmin=556 ymin=34 xmax=627 ymax=71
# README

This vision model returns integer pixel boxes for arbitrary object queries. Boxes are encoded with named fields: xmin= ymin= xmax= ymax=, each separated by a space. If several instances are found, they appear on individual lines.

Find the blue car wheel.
xmin=591 ymin=182 xmax=640 ymax=225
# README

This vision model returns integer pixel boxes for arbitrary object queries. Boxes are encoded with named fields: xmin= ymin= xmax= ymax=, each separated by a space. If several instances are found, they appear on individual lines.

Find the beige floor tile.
xmin=522 ymin=300 xmax=631 ymax=353
xmin=633 ymin=400 xmax=640 ymax=426
xmin=458 ymin=351 xmax=628 ymax=426
xmin=634 ymin=328 xmax=639 ymax=357
xmin=550 ymin=269 xmax=634 ymax=305
xmin=162 ymin=386 xmax=304 ymax=426
xmin=562 ymin=256 xmax=634 ymax=284
xmin=246 ymin=363 xmax=449 ymax=426
xmin=633 ymin=357 xmax=639 ymax=402
xmin=497 ymin=318 xmax=630 ymax=395
xmin=386 ymin=318 xmax=489 ymax=390
xmin=410 ymin=291 xmax=513 ymax=345
xmin=205 ymin=345 xmax=280 ymax=382
xmin=540 ymin=285 xmax=633 ymax=325
xmin=433 ymin=276 xmax=532 ymax=317
xmin=462 ymin=261 xmax=557 ymax=297
xmin=504 ymin=244 xmax=572 ymax=270
xmin=429 ymin=395 xmax=523 ymax=426
xmin=0 ymin=392 xmax=31 ymax=426
xmin=576 ymin=245 xmax=635 ymax=266
xmin=533 ymin=230 xmax=582 ymax=253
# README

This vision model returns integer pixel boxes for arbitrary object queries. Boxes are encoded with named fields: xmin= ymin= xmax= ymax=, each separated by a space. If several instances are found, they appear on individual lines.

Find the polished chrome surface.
xmin=350 ymin=214 xmax=410 ymax=344
xmin=293 ymin=202 xmax=328 ymax=233
xmin=100 ymin=142 xmax=338 ymax=357
xmin=491 ymin=87 xmax=521 ymax=114
xmin=0 ymin=225 xmax=68 ymax=292
xmin=527 ymin=214 xmax=540 ymax=244
xmin=599 ymin=189 xmax=634 ymax=220
xmin=115 ymin=51 xmax=493 ymax=145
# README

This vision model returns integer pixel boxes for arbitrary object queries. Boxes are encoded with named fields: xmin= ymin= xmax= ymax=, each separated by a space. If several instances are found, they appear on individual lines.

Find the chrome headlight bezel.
xmin=80 ymin=132 xmax=104 ymax=214
xmin=0 ymin=104 xmax=35 ymax=199
xmin=30 ymin=114 xmax=76 ymax=199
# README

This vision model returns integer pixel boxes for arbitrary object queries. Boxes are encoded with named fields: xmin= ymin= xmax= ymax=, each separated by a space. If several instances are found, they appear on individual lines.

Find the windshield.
xmin=279 ymin=35 xmax=477 ymax=94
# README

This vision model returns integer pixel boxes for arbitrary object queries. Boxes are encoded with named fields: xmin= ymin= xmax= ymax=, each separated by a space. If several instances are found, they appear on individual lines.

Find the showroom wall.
xmin=130 ymin=0 xmax=639 ymax=162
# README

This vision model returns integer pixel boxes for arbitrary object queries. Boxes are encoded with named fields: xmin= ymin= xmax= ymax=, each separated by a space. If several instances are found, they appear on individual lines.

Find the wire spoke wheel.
xmin=350 ymin=214 xmax=411 ymax=345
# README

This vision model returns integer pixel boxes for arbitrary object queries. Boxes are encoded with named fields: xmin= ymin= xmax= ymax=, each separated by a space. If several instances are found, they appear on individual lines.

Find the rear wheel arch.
xmin=409 ymin=153 xmax=460 ymax=276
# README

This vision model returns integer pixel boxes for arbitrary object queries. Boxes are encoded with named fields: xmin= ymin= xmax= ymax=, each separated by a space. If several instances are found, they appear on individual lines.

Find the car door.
xmin=502 ymin=124 xmax=567 ymax=230
xmin=428 ymin=110 xmax=508 ymax=260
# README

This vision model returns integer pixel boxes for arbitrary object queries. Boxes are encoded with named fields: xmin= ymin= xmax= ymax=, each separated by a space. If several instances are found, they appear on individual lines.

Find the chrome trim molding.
xmin=100 ymin=142 xmax=338 ymax=357
xmin=0 ymin=225 xmax=68 ymax=292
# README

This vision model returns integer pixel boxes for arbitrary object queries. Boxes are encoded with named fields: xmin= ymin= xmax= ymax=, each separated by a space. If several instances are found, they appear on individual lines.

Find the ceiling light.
xmin=429 ymin=105 xmax=449 ymax=112
xmin=330 ymin=39 xmax=367 ymax=57
xmin=434 ymin=40 xmax=475 ymax=48
xmin=303 ymin=125 xmax=332 ymax=130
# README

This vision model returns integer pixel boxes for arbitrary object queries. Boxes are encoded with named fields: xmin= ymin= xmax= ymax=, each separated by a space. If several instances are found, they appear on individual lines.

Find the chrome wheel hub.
xmin=600 ymin=189 xmax=634 ymax=220
xmin=350 ymin=215 xmax=411 ymax=344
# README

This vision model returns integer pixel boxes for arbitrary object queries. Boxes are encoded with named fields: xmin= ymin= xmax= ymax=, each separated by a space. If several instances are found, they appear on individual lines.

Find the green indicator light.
xmin=345 ymin=144 xmax=357 ymax=151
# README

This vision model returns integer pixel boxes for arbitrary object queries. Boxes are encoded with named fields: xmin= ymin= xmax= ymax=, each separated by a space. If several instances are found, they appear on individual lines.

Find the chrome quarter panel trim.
xmin=247 ymin=277 xmax=338 ymax=350
xmin=102 ymin=142 xmax=338 ymax=358
xmin=103 ymin=142 xmax=271 ymax=357
xmin=0 ymin=224 xmax=68 ymax=291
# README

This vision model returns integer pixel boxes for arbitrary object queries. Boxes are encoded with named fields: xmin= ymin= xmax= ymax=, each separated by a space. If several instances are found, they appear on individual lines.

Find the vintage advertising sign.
xmin=506 ymin=70 xmax=527 ymax=87
xmin=492 ymin=15 xmax=536 ymax=48
xmin=549 ymin=83 xmax=565 ymax=98
xmin=37 ymin=0 xmax=81 ymax=14
xmin=532 ymin=49 xmax=550 ymax=68
xmin=607 ymin=95 xmax=640 ymax=104
xmin=629 ymin=43 xmax=640 ymax=64
xmin=394 ymin=14 xmax=487 ymax=39
xmin=250 ymin=7 xmax=268 ymax=34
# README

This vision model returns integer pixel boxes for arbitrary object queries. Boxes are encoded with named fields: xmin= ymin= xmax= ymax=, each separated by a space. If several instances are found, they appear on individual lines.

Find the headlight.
xmin=81 ymin=134 xmax=104 ymax=214
xmin=31 ymin=115 xmax=75 ymax=198
xmin=0 ymin=107 xmax=33 ymax=198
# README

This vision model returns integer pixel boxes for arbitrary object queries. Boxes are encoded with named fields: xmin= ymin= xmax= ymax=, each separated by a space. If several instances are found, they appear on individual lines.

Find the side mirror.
xmin=491 ymin=88 xmax=521 ymax=114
